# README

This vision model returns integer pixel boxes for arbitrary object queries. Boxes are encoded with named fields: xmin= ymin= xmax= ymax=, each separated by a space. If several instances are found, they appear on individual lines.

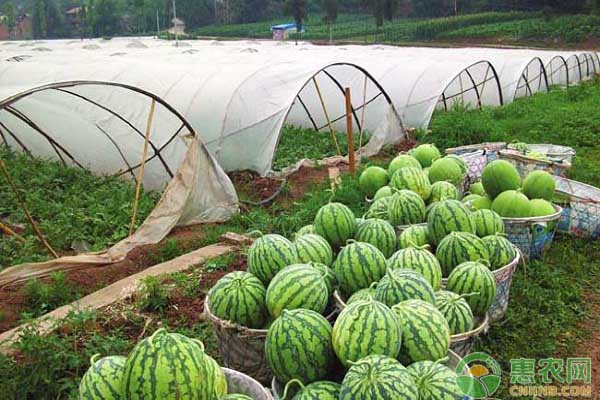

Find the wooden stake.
xmin=312 ymin=77 xmax=342 ymax=156
xmin=345 ymin=87 xmax=356 ymax=176
xmin=129 ymin=99 xmax=156 ymax=235
xmin=0 ymin=220 xmax=26 ymax=243
xmin=0 ymin=159 xmax=58 ymax=258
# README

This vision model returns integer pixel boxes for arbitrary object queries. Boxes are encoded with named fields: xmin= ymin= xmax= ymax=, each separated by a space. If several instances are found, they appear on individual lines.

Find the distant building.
xmin=270 ymin=23 xmax=304 ymax=41
xmin=169 ymin=17 xmax=186 ymax=35
xmin=0 ymin=14 xmax=32 ymax=40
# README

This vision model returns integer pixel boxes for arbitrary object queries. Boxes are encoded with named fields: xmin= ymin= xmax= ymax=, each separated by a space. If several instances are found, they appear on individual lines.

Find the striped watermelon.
xmin=428 ymin=158 xmax=464 ymax=186
xmin=79 ymin=354 xmax=126 ymax=400
xmin=355 ymin=218 xmax=397 ymax=257
xmin=407 ymin=360 xmax=464 ymax=400
xmin=388 ymin=190 xmax=426 ymax=226
xmin=390 ymin=167 xmax=432 ymax=201
xmin=122 ymin=329 xmax=213 ymax=399
xmin=314 ymin=203 xmax=357 ymax=247
xmin=265 ymin=309 xmax=334 ymax=384
xmin=446 ymin=261 xmax=497 ymax=315
xmin=207 ymin=271 xmax=268 ymax=329
xmin=311 ymin=262 xmax=337 ymax=297
xmin=365 ymin=196 xmax=394 ymax=220
xmin=285 ymin=380 xmax=342 ymax=400
xmin=221 ymin=395 xmax=253 ymax=400
xmin=435 ymin=290 xmax=474 ymax=335
xmin=392 ymin=300 xmax=450 ymax=364
xmin=482 ymin=234 xmax=517 ymax=270
xmin=375 ymin=269 xmax=435 ymax=306
xmin=339 ymin=355 xmax=418 ymax=400
xmin=294 ymin=224 xmax=316 ymax=240
xmin=204 ymin=355 xmax=227 ymax=397
xmin=389 ymin=154 xmax=422 ymax=175
xmin=373 ymin=185 xmax=393 ymax=201
xmin=248 ymin=234 xmax=298 ymax=284
xmin=346 ymin=286 xmax=376 ymax=305
xmin=427 ymin=199 xmax=475 ymax=246
xmin=398 ymin=225 xmax=430 ymax=249
xmin=266 ymin=264 xmax=328 ymax=318
xmin=387 ymin=246 xmax=442 ymax=291
xmin=429 ymin=181 xmax=459 ymax=203
xmin=332 ymin=298 xmax=402 ymax=366
xmin=333 ymin=241 xmax=387 ymax=296
xmin=294 ymin=234 xmax=334 ymax=266
xmin=435 ymin=232 xmax=489 ymax=277
xmin=410 ymin=144 xmax=441 ymax=168
xmin=472 ymin=209 xmax=505 ymax=237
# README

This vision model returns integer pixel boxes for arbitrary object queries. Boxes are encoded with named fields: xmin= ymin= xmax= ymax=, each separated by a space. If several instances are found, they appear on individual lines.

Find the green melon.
xmin=373 ymin=185 xmax=393 ymax=201
xmin=247 ymin=234 xmax=298 ymax=284
xmin=294 ymin=224 xmax=316 ymax=240
xmin=446 ymin=261 xmax=496 ymax=315
xmin=266 ymin=264 xmax=328 ymax=318
xmin=388 ymin=190 xmax=427 ymax=226
xmin=364 ymin=196 xmax=394 ymax=220
xmin=294 ymin=233 xmax=334 ymax=266
xmin=375 ymin=269 xmax=436 ymax=306
xmin=482 ymin=234 xmax=517 ymax=270
xmin=390 ymin=167 xmax=432 ymax=201
xmin=464 ymin=194 xmax=493 ymax=211
xmin=469 ymin=182 xmax=486 ymax=196
xmin=314 ymin=202 xmax=357 ymax=248
xmin=526 ymin=151 xmax=549 ymax=161
xmin=481 ymin=160 xmax=521 ymax=198
xmin=121 ymin=329 xmax=213 ymax=400
xmin=406 ymin=360 xmax=465 ymax=400
xmin=398 ymin=225 xmax=430 ymax=249
xmin=427 ymin=199 xmax=476 ymax=246
xmin=429 ymin=181 xmax=459 ymax=203
xmin=204 ymin=355 xmax=227 ymax=397
xmin=410 ymin=144 xmax=442 ymax=168
xmin=435 ymin=231 xmax=489 ymax=277
xmin=311 ymin=262 xmax=337 ymax=297
xmin=445 ymin=155 xmax=468 ymax=175
xmin=434 ymin=290 xmax=474 ymax=335
xmin=472 ymin=209 xmax=505 ymax=237
xmin=207 ymin=271 xmax=268 ymax=329
xmin=79 ymin=354 xmax=126 ymax=400
xmin=491 ymin=190 xmax=531 ymax=218
xmin=333 ymin=241 xmax=387 ymax=296
xmin=340 ymin=355 xmax=418 ymax=400
xmin=522 ymin=170 xmax=556 ymax=201
xmin=428 ymin=158 xmax=464 ymax=186
xmin=265 ymin=309 xmax=334 ymax=385
xmin=346 ymin=286 xmax=377 ymax=305
xmin=529 ymin=198 xmax=557 ymax=217
xmin=285 ymin=380 xmax=342 ymax=400
xmin=355 ymin=218 xmax=397 ymax=258
xmin=332 ymin=299 xmax=402 ymax=366
xmin=359 ymin=166 xmax=389 ymax=198
xmin=392 ymin=300 xmax=451 ymax=364
xmin=509 ymin=141 xmax=530 ymax=153
xmin=221 ymin=395 xmax=253 ymax=400
xmin=387 ymin=246 xmax=442 ymax=291
xmin=461 ymin=193 xmax=483 ymax=205
xmin=388 ymin=154 xmax=422 ymax=176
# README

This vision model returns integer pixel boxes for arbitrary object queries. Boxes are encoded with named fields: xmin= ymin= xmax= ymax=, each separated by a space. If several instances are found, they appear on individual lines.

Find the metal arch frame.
xmin=270 ymin=62 xmax=402 ymax=172
xmin=545 ymin=55 xmax=569 ymax=88
xmin=0 ymin=80 xmax=197 ymax=181
xmin=566 ymin=54 xmax=583 ymax=85
xmin=514 ymin=57 xmax=549 ymax=101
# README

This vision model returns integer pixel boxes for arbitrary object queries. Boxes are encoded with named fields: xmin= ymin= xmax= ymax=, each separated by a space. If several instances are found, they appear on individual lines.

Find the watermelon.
xmin=389 ymin=154 xmax=422 ymax=176
xmin=509 ymin=141 xmax=530 ymax=152
xmin=365 ymin=196 xmax=393 ymax=220
xmin=435 ymin=231 xmax=489 ymax=277
xmin=410 ymin=144 xmax=441 ymax=168
xmin=207 ymin=271 xmax=268 ymax=329
xmin=406 ymin=360 xmax=464 ymax=400
xmin=122 ymin=329 xmax=213 ymax=399
xmin=294 ymin=224 xmax=316 ymax=240
xmin=285 ymin=380 xmax=341 ymax=400
xmin=427 ymin=199 xmax=475 ymax=246
xmin=294 ymin=233 xmax=334 ymax=266
xmin=359 ymin=166 xmax=389 ymax=198
xmin=398 ymin=225 xmax=430 ymax=249
xmin=355 ymin=218 xmax=366 ymax=229
xmin=446 ymin=261 xmax=497 ymax=315
xmin=248 ymin=234 xmax=297 ymax=284
xmin=481 ymin=160 xmax=521 ymax=198
xmin=482 ymin=235 xmax=517 ymax=269
xmin=346 ymin=286 xmax=377 ymax=304
xmin=469 ymin=182 xmax=486 ymax=196
xmin=529 ymin=198 xmax=557 ymax=217
xmin=332 ymin=298 xmax=402 ymax=366
xmin=387 ymin=246 xmax=442 ymax=290
xmin=339 ymin=355 xmax=418 ymax=400
xmin=526 ymin=151 xmax=549 ymax=161
xmin=266 ymin=264 xmax=328 ymax=318
xmin=221 ymin=395 xmax=253 ymax=400
xmin=373 ymin=185 xmax=393 ymax=201
xmin=491 ymin=190 xmax=531 ymax=218
xmin=464 ymin=194 xmax=493 ymax=211
xmin=429 ymin=181 xmax=459 ymax=203
xmin=435 ymin=290 xmax=474 ymax=335
xmin=355 ymin=218 xmax=397 ymax=257
xmin=445 ymin=155 xmax=468 ymax=175
xmin=333 ymin=241 xmax=387 ymax=296
xmin=79 ymin=354 xmax=126 ymax=400
xmin=461 ymin=193 xmax=482 ymax=204
xmin=265 ymin=309 xmax=334 ymax=384
xmin=423 ymin=167 xmax=430 ymax=179
xmin=314 ymin=203 xmax=357 ymax=247
xmin=388 ymin=190 xmax=426 ymax=226
xmin=390 ymin=167 xmax=432 ymax=201
xmin=472 ymin=209 xmax=505 ymax=237
xmin=522 ymin=170 xmax=556 ymax=201
xmin=205 ymin=355 xmax=227 ymax=397
xmin=392 ymin=300 xmax=450 ymax=364
xmin=311 ymin=262 xmax=337 ymax=297
xmin=375 ymin=269 xmax=435 ymax=306
xmin=428 ymin=158 xmax=464 ymax=185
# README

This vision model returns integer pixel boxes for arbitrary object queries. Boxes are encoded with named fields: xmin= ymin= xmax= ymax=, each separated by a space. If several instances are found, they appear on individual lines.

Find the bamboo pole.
xmin=129 ymin=99 xmax=156 ymax=235
xmin=312 ymin=77 xmax=342 ymax=156
xmin=0 ymin=220 xmax=26 ymax=243
xmin=345 ymin=87 xmax=356 ymax=176
xmin=0 ymin=159 xmax=58 ymax=258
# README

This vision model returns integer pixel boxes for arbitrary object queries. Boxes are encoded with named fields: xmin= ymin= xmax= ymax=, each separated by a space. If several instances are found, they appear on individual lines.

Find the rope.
xmin=312 ymin=77 xmax=342 ymax=156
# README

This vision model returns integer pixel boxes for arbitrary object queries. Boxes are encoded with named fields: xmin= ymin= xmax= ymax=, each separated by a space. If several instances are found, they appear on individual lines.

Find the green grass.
xmin=0 ymin=147 xmax=161 ymax=269
xmin=21 ymin=272 xmax=81 ymax=319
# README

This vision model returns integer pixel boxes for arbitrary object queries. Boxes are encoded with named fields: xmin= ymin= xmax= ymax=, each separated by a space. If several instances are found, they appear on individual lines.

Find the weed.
xmin=136 ymin=276 xmax=170 ymax=312
xmin=172 ymin=269 xmax=203 ymax=298
xmin=22 ymin=271 xmax=81 ymax=317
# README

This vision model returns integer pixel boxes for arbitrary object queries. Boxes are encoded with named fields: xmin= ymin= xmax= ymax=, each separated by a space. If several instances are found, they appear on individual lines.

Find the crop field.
xmin=0 ymin=77 xmax=598 ymax=399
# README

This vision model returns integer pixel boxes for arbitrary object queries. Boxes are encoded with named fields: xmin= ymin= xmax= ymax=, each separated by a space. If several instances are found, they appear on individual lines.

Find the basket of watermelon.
xmin=553 ymin=176 xmax=600 ymax=239
xmin=508 ymin=142 xmax=576 ymax=164
xmin=499 ymin=149 xmax=571 ymax=178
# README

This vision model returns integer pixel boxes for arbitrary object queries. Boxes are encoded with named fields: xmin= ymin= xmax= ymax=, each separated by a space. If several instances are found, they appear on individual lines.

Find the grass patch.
xmin=21 ymin=272 xmax=81 ymax=319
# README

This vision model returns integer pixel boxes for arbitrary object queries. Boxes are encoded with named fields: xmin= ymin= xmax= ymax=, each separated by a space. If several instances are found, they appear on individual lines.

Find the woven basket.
xmin=502 ymin=205 xmax=562 ymax=260
xmin=487 ymin=249 xmax=520 ymax=323
xmin=553 ymin=176 xmax=600 ymax=239
xmin=499 ymin=150 xmax=571 ymax=177
xmin=456 ymin=150 xmax=488 ymax=182
xmin=446 ymin=142 xmax=507 ymax=163
xmin=449 ymin=314 xmax=489 ymax=358
xmin=223 ymin=368 xmax=274 ymax=400
xmin=510 ymin=143 xmax=576 ymax=164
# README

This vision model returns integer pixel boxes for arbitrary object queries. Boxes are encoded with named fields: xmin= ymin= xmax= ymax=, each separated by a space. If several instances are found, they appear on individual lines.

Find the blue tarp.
xmin=270 ymin=23 xmax=305 ymax=33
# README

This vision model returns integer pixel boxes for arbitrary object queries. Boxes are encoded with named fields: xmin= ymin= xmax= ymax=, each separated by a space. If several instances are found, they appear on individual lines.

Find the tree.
xmin=284 ymin=0 xmax=307 ymax=31
xmin=383 ymin=0 xmax=397 ymax=20
xmin=322 ymin=0 xmax=336 ymax=42
xmin=363 ymin=0 xmax=384 ymax=28
xmin=2 ymin=2 xmax=17 ymax=39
